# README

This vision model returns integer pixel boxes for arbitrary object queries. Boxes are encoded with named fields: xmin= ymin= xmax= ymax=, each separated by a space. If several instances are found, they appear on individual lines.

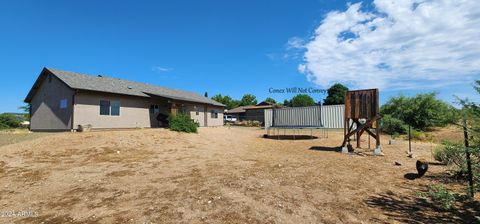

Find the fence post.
xmin=463 ymin=119 xmax=475 ymax=197
xmin=408 ymin=125 xmax=412 ymax=156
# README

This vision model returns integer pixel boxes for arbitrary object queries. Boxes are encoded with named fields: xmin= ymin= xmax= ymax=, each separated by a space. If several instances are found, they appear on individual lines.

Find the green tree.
xmin=0 ymin=114 xmax=21 ymax=129
xmin=380 ymin=93 xmax=458 ymax=131
xmin=211 ymin=94 xmax=226 ymax=105
xmin=291 ymin=94 xmax=315 ymax=107
xmin=230 ymin=100 xmax=241 ymax=109
xmin=381 ymin=114 xmax=408 ymax=135
xmin=19 ymin=103 xmax=30 ymax=120
xmin=264 ymin=97 xmax=276 ymax=104
xmin=240 ymin=94 xmax=257 ymax=106
xmin=324 ymin=83 xmax=348 ymax=105
xmin=283 ymin=99 xmax=291 ymax=107
xmin=211 ymin=94 xmax=240 ymax=110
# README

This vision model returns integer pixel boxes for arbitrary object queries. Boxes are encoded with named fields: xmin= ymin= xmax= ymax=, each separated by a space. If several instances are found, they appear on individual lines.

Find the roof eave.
xmin=24 ymin=68 xmax=50 ymax=103
xmin=144 ymin=92 xmax=224 ymax=107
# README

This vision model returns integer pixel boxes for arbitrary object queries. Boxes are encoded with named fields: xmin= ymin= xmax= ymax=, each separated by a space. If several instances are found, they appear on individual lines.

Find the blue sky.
xmin=0 ymin=0 xmax=479 ymax=113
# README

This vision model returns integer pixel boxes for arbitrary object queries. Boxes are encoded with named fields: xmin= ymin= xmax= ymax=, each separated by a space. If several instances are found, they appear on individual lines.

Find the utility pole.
xmin=463 ymin=119 xmax=475 ymax=197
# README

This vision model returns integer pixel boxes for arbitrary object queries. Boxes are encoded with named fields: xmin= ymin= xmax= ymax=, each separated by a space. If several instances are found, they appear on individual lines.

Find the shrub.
xmin=381 ymin=114 xmax=407 ymax=135
xmin=418 ymin=184 xmax=458 ymax=210
xmin=168 ymin=113 xmax=198 ymax=133
xmin=392 ymin=133 xmax=400 ymax=139
xmin=433 ymin=141 xmax=466 ymax=167
xmin=380 ymin=93 xmax=458 ymax=131
xmin=409 ymin=129 xmax=429 ymax=141
xmin=0 ymin=114 xmax=21 ymax=130
xmin=0 ymin=123 xmax=9 ymax=129
xmin=247 ymin=120 xmax=261 ymax=127
xmin=434 ymin=141 xmax=479 ymax=173
xmin=434 ymin=140 xmax=480 ymax=192
xmin=235 ymin=120 xmax=261 ymax=127
xmin=235 ymin=120 xmax=262 ymax=127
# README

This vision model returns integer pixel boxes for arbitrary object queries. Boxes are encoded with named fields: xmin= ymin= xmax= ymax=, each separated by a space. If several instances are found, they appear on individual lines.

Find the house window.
xmin=100 ymin=100 xmax=121 ymax=116
xmin=59 ymin=99 xmax=68 ymax=109
xmin=150 ymin=105 xmax=159 ymax=114
xmin=211 ymin=110 xmax=218 ymax=119
xmin=100 ymin=100 xmax=110 ymax=115
xmin=110 ymin=101 xmax=120 ymax=116
xmin=194 ymin=106 xmax=199 ymax=115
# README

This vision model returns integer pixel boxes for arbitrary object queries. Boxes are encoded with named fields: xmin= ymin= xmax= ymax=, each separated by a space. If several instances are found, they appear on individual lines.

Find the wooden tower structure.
xmin=341 ymin=89 xmax=381 ymax=154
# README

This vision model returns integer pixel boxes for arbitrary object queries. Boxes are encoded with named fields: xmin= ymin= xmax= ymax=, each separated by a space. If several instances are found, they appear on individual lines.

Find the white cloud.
xmin=298 ymin=0 xmax=480 ymax=89
xmin=286 ymin=37 xmax=305 ymax=50
xmin=152 ymin=66 xmax=173 ymax=73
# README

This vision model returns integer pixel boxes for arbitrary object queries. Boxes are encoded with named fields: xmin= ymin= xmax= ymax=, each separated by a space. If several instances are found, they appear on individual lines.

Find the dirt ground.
xmin=0 ymin=129 xmax=50 ymax=147
xmin=0 ymin=127 xmax=478 ymax=223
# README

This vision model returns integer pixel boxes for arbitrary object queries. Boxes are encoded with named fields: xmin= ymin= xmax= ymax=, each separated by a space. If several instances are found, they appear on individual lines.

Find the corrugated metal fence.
xmin=264 ymin=109 xmax=273 ymax=128
xmin=320 ymin=105 xmax=344 ymax=129
xmin=273 ymin=106 xmax=323 ymax=127
xmin=265 ymin=105 xmax=345 ymax=129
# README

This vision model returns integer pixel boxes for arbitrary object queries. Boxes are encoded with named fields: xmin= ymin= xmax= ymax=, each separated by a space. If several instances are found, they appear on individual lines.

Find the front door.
xmin=149 ymin=104 xmax=160 ymax=128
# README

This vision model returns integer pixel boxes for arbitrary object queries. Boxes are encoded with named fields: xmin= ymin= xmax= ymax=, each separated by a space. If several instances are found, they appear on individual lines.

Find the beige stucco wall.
xmin=74 ymin=92 xmax=153 ymax=129
xmin=206 ymin=106 xmax=224 ymax=127
xmin=30 ymin=74 xmax=74 ymax=131
xmin=185 ymin=104 xmax=206 ymax=127
xmin=73 ymin=92 xmax=223 ymax=128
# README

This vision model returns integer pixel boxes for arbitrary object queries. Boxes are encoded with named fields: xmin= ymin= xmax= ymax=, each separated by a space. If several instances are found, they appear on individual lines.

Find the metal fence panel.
xmin=273 ymin=106 xmax=322 ymax=127
xmin=264 ymin=105 xmax=346 ymax=129
xmin=264 ymin=109 xmax=272 ymax=130
xmin=321 ymin=105 xmax=344 ymax=129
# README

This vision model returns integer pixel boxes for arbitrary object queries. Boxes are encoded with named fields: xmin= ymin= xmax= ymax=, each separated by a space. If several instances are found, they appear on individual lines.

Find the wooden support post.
xmin=356 ymin=126 xmax=361 ymax=148
xmin=171 ymin=103 xmax=177 ymax=116
xmin=408 ymin=125 xmax=412 ymax=156
xmin=376 ymin=120 xmax=380 ymax=148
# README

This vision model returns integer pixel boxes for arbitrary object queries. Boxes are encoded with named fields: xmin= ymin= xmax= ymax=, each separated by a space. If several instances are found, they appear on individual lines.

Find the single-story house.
xmin=24 ymin=68 xmax=225 ymax=131
xmin=225 ymin=101 xmax=283 ymax=124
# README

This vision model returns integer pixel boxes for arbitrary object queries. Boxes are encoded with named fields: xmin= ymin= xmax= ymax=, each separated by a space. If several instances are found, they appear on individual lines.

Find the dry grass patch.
xmin=0 ymin=129 xmax=51 ymax=147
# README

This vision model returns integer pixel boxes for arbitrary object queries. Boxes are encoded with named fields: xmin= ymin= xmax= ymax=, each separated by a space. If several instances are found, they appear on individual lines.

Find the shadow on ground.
xmin=424 ymin=173 xmax=468 ymax=185
xmin=308 ymin=146 xmax=377 ymax=157
xmin=365 ymin=191 xmax=480 ymax=223
xmin=404 ymin=173 xmax=419 ymax=180
xmin=309 ymin=146 xmax=340 ymax=152
xmin=405 ymin=171 xmax=467 ymax=185
xmin=263 ymin=135 xmax=318 ymax=140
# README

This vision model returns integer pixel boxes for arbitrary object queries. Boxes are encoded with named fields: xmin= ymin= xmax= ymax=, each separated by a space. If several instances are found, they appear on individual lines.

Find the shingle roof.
xmin=25 ymin=68 xmax=224 ymax=107
xmin=224 ymin=106 xmax=249 ymax=114
xmin=225 ymin=104 xmax=283 ymax=114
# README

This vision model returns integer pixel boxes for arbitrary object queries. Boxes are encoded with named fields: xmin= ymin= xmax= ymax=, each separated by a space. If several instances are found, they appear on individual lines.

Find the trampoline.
xmin=266 ymin=126 xmax=328 ymax=140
